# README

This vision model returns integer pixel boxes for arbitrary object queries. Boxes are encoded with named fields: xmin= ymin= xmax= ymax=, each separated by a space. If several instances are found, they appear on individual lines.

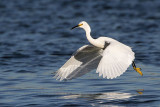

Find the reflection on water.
xmin=136 ymin=89 xmax=144 ymax=95
xmin=0 ymin=0 xmax=160 ymax=106
xmin=59 ymin=91 xmax=146 ymax=106
xmin=61 ymin=89 xmax=144 ymax=101
xmin=61 ymin=92 xmax=135 ymax=100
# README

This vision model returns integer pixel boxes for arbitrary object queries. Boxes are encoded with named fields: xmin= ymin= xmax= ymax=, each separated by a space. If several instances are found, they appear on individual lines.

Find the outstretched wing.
xmin=54 ymin=45 xmax=103 ymax=81
xmin=96 ymin=42 xmax=135 ymax=79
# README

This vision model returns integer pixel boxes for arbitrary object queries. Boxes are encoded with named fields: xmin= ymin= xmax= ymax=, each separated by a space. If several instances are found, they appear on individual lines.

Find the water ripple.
xmin=0 ymin=0 xmax=160 ymax=106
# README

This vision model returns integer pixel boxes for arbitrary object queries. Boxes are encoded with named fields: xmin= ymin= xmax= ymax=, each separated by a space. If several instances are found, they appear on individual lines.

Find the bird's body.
xmin=55 ymin=21 xmax=142 ymax=81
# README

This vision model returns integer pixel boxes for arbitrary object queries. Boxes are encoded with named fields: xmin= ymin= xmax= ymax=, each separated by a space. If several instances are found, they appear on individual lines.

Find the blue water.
xmin=0 ymin=0 xmax=160 ymax=106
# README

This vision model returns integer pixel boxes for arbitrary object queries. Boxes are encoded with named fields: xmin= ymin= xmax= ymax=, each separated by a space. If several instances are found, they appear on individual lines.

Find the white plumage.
xmin=54 ymin=21 xmax=142 ymax=81
xmin=96 ymin=37 xmax=135 ymax=79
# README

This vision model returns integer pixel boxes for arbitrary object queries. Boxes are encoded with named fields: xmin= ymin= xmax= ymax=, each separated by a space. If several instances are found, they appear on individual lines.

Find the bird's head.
xmin=71 ymin=21 xmax=91 ymax=32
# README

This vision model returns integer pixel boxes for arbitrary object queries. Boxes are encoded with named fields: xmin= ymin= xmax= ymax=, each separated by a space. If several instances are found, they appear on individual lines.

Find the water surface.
xmin=0 ymin=0 xmax=160 ymax=106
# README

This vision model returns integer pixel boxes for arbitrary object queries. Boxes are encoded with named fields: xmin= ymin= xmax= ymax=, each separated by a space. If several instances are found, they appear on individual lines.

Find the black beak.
xmin=71 ymin=25 xmax=79 ymax=30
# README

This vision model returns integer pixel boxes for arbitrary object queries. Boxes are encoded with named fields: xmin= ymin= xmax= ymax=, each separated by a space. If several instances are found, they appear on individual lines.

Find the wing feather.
xmin=55 ymin=38 xmax=135 ymax=80
xmin=54 ymin=45 xmax=103 ymax=81
xmin=97 ymin=42 xmax=135 ymax=79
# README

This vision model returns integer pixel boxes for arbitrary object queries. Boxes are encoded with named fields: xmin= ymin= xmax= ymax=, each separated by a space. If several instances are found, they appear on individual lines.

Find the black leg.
xmin=132 ymin=61 xmax=136 ymax=69
xmin=132 ymin=61 xmax=143 ymax=76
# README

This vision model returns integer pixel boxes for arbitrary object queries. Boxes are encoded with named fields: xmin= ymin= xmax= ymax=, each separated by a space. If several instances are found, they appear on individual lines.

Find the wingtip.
xmin=53 ymin=73 xmax=66 ymax=81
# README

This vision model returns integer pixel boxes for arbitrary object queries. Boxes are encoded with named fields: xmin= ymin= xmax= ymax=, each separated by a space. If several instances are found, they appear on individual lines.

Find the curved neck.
xmin=85 ymin=29 xmax=103 ymax=48
xmin=85 ymin=30 xmax=95 ymax=45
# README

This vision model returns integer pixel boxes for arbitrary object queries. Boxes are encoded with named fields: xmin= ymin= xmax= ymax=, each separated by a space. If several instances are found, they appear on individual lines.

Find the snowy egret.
xmin=54 ymin=21 xmax=143 ymax=81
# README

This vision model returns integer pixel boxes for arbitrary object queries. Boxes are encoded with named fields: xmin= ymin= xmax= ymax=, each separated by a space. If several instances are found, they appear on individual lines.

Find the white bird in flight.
xmin=55 ymin=21 xmax=143 ymax=81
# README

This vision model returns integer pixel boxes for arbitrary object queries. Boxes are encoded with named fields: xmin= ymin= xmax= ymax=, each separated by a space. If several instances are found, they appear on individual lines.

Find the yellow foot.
xmin=134 ymin=67 xmax=143 ymax=76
